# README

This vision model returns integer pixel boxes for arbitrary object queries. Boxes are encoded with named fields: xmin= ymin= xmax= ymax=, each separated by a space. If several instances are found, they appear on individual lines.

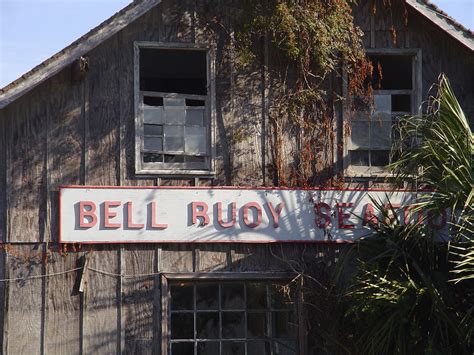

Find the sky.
xmin=0 ymin=0 xmax=473 ymax=88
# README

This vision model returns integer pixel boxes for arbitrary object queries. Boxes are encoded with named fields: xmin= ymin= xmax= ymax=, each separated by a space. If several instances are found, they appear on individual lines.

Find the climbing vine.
xmin=231 ymin=0 xmax=373 ymax=186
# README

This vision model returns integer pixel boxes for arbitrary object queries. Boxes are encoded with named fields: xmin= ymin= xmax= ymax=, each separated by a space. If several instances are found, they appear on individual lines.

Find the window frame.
xmin=344 ymin=48 xmax=422 ymax=177
xmin=134 ymin=41 xmax=216 ymax=176
xmin=161 ymin=272 xmax=304 ymax=355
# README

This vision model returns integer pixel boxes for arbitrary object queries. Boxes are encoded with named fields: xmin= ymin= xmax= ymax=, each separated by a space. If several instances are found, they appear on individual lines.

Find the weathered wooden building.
xmin=0 ymin=0 xmax=472 ymax=354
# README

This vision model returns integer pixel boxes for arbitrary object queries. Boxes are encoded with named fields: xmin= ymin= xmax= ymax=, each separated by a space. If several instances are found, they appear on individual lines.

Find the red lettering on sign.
xmin=151 ymin=202 xmax=168 ymax=229
xmin=384 ymin=203 xmax=401 ymax=222
xmin=404 ymin=205 xmax=423 ymax=225
xmin=242 ymin=202 xmax=262 ymax=228
xmin=314 ymin=202 xmax=331 ymax=228
xmin=127 ymin=202 xmax=144 ymax=229
xmin=267 ymin=202 xmax=285 ymax=228
xmin=192 ymin=202 xmax=210 ymax=226
xmin=337 ymin=203 xmax=354 ymax=229
xmin=217 ymin=202 xmax=236 ymax=228
xmin=363 ymin=203 xmax=378 ymax=226
xmin=104 ymin=201 xmax=121 ymax=228
xmin=79 ymin=201 xmax=97 ymax=228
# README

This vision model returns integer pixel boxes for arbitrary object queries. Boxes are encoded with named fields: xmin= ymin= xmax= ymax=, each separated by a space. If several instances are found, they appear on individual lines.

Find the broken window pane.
xmin=371 ymin=150 xmax=390 ymax=166
xmin=165 ymin=97 xmax=185 ymax=107
xmin=186 ymin=99 xmax=205 ymax=106
xmin=164 ymin=154 xmax=185 ymax=163
xmin=185 ymin=155 xmax=205 ymax=163
xmin=139 ymin=48 xmax=207 ymax=95
xmin=392 ymin=94 xmax=411 ymax=112
xmin=144 ymin=96 xmax=163 ymax=106
xmin=143 ymin=153 xmax=163 ymax=163
xmin=350 ymin=150 xmax=369 ymax=166
xmin=369 ymin=55 xmax=412 ymax=90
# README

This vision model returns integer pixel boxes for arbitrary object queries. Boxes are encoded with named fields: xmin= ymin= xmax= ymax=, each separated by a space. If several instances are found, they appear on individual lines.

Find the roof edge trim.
xmin=406 ymin=0 xmax=474 ymax=52
xmin=0 ymin=0 xmax=162 ymax=110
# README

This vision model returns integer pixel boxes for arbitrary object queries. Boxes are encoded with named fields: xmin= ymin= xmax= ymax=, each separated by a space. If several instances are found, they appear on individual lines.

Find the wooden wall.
xmin=0 ymin=1 xmax=472 ymax=354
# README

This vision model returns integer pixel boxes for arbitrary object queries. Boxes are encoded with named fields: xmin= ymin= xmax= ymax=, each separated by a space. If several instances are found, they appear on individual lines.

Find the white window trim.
xmin=343 ymin=48 xmax=422 ymax=178
xmin=134 ymin=41 xmax=216 ymax=176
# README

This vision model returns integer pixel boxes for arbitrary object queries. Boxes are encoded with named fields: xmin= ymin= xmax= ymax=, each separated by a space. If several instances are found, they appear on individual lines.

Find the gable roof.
xmin=406 ymin=0 xmax=474 ymax=52
xmin=0 ymin=0 xmax=161 ymax=109
xmin=0 ymin=0 xmax=472 ymax=110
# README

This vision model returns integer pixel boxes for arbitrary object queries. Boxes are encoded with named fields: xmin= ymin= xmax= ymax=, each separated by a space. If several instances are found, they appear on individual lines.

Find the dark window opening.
xmin=144 ymin=96 xmax=164 ymax=106
xmin=391 ymin=94 xmax=411 ymax=112
xmin=169 ymin=281 xmax=298 ymax=355
xmin=137 ymin=45 xmax=211 ymax=172
xmin=369 ymin=55 xmax=412 ymax=90
xmin=140 ymin=49 xmax=207 ymax=95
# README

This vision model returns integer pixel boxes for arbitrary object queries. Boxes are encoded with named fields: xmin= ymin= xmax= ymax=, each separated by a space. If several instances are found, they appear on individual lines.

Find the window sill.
xmin=135 ymin=168 xmax=216 ymax=177
xmin=345 ymin=166 xmax=396 ymax=179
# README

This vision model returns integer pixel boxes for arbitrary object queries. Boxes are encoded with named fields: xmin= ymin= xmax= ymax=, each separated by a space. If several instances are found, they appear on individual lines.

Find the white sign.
xmin=59 ymin=187 xmax=446 ymax=243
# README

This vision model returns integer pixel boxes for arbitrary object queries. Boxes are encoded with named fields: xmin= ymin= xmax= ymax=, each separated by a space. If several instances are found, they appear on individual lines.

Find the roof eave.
xmin=0 ymin=0 xmax=162 ymax=110
xmin=406 ymin=0 xmax=474 ymax=52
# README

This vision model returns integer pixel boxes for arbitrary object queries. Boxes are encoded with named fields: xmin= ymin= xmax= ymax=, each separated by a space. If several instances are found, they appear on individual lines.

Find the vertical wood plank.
xmin=0 ymin=110 xmax=6 ymax=242
xmin=123 ymin=245 xmax=156 ymax=354
xmin=6 ymin=88 xmax=48 ymax=242
xmin=44 ymin=249 xmax=83 ymax=355
xmin=47 ymin=71 xmax=84 ymax=242
xmin=4 ymin=245 xmax=44 ymax=354
xmin=160 ymin=276 xmax=169 ymax=355
xmin=83 ymin=34 xmax=121 ymax=354
xmin=0 ymin=247 xmax=5 ymax=353
xmin=83 ymin=246 xmax=120 ymax=354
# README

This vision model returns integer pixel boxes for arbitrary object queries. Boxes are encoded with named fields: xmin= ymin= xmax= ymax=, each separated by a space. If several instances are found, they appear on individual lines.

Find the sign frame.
xmin=59 ymin=185 xmax=433 ymax=244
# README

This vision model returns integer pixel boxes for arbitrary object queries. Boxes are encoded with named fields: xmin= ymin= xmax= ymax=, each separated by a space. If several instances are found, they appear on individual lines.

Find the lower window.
xmin=167 ymin=280 xmax=298 ymax=355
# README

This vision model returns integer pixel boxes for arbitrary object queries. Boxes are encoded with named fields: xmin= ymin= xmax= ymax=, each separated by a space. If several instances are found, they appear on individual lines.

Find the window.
xmin=135 ymin=43 xmax=214 ymax=175
xmin=347 ymin=49 xmax=421 ymax=175
xmin=166 ymin=279 xmax=299 ymax=355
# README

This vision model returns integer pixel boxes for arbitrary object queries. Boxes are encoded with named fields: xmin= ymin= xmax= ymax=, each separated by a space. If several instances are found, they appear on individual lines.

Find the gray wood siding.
xmin=0 ymin=1 xmax=472 ymax=354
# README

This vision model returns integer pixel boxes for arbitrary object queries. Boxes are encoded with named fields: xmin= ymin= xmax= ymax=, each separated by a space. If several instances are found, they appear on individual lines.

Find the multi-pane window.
xmin=348 ymin=52 xmax=419 ymax=174
xmin=168 ymin=281 xmax=298 ymax=355
xmin=135 ymin=44 xmax=213 ymax=174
